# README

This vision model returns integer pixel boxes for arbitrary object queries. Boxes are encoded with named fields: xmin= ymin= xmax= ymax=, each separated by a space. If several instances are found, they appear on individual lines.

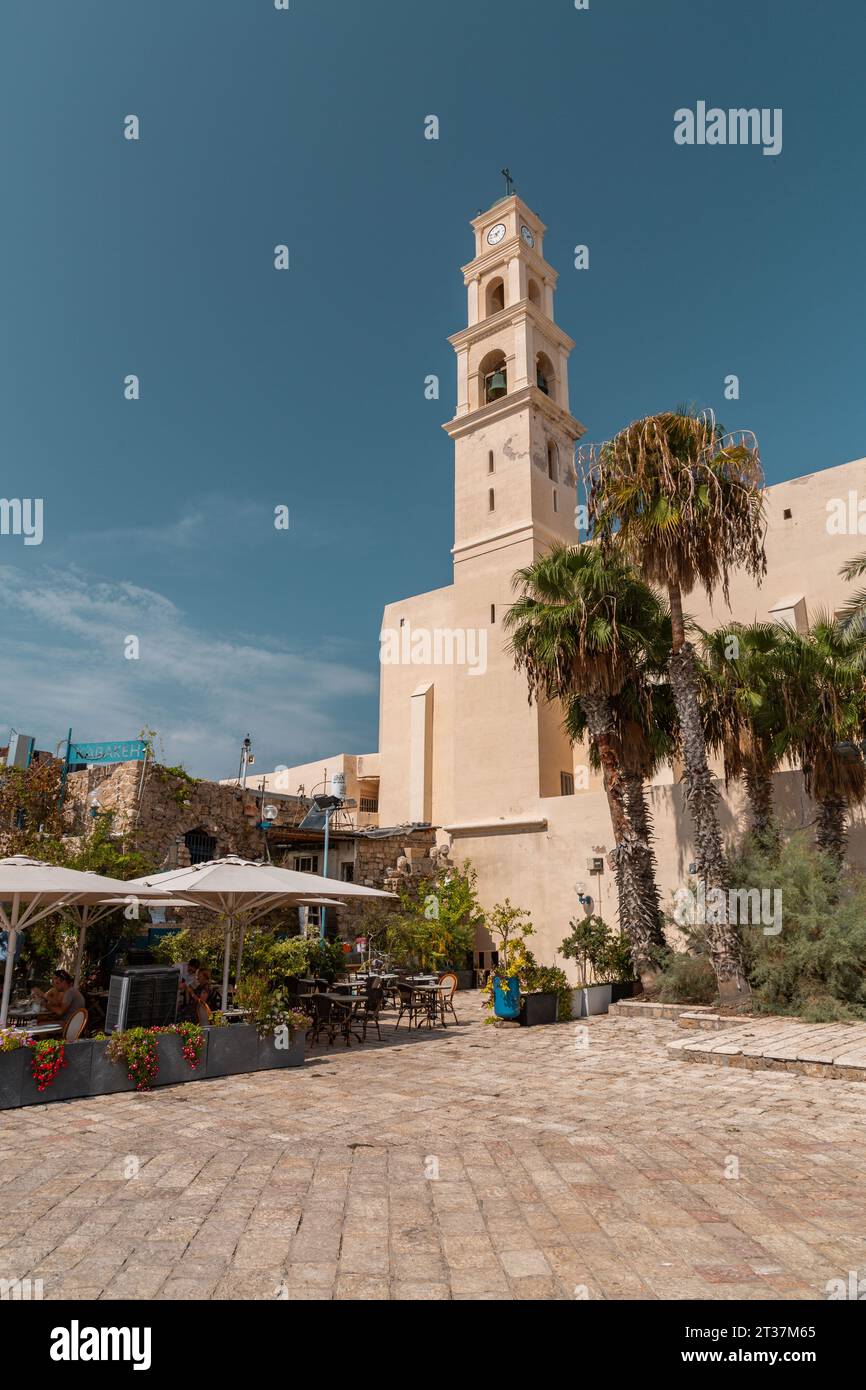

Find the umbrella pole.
xmin=234 ymin=921 xmax=246 ymax=989
xmin=221 ymin=919 xmax=233 ymax=1012
xmin=72 ymin=920 xmax=87 ymax=989
xmin=0 ymin=897 xmax=21 ymax=1029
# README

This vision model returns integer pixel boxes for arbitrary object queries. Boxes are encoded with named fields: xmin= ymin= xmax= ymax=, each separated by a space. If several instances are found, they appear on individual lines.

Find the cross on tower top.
xmin=501 ymin=167 xmax=515 ymax=197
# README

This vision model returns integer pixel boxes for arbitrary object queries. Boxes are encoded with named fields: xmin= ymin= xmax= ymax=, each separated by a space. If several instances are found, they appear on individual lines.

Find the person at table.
xmin=195 ymin=966 xmax=220 ymax=1011
xmin=177 ymin=957 xmax=201 ymax=1008
xmin=34 ymin=979 xmax=64 ymax=1013
xmin=179 ymin=957 xmax=200 ymax=991
xmin=33 ymin=969 xmax=85 ymax=1022
xmin=178 ymin=978 xmax=210 ymax=1023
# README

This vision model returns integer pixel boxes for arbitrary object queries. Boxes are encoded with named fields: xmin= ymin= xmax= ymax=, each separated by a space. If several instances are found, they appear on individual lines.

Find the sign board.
xmin=68 ymin=739 xmax=148 ymax=768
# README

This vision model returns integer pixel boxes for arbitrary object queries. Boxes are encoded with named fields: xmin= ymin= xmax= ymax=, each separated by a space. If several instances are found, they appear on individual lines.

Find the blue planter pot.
xmin=493 ymin=975 xmax=520 ymax=1019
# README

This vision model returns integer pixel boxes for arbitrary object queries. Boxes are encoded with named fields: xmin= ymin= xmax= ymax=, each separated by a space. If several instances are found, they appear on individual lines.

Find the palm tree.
xmin=773 ymin=617 xmax=866 ymax=863
xmin=565 ymin=671 xmax=677 ymax=952
xmin=700 ymin=622 xmax=788 ymax=854
xmin=505 ymin=544 xmax=668 ymax=986
xmin=581 ymin=409 xmax=766 ymax=1004
xmin=836 ymin=552 xmax=866 ymax=637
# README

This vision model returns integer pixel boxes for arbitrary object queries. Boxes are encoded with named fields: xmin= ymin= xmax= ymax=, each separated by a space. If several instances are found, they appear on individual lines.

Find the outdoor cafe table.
xmin=406 ymin=982 xmax=450 ymax=1027
xmin=6 ymin=1007 xmax=62 ymax=1037
xmin=319 ymin=993 xmax=368 ymax=1045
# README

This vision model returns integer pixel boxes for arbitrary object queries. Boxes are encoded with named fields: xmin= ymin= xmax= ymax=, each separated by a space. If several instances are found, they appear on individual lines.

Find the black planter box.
xmin=0 ymin=1048 xmax=27 ymax=1109
xmin=153 ymin=1031 xmax=205 ymax=1086
xmin=454 ymin=970 xmax=474 ymax=991
xmin=611 ymin=981 xmax=637 ymax=1003
xmin=256 ymin=1029 xmax=305 ymax=1071
xmin=519 ymin=991 xmax=558 ymax=1027
xmin=206 ymin=1023 xmax=258 ymax=1078
xmin=19 ymin=1040 xmax=93 ymax=1106
xmin=89 ymin=1039 xmax=138 ymax=1096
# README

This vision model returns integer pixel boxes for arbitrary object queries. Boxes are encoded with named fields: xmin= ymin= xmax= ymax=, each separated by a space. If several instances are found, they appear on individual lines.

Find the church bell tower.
xmin=441 ymin=185 xmax=587 ymax=813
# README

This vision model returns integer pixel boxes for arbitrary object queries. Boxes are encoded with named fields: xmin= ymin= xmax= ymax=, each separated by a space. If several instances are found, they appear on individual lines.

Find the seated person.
xmin=195 ymin=966 xmax=220 ymax=1011
xmin=33 ymin=969 xmax=85 ymax=1022
xmin=179 ymin=957 xmax=200 ymax=992
xmin=35 ymin=981 xmax=64 ymax=1013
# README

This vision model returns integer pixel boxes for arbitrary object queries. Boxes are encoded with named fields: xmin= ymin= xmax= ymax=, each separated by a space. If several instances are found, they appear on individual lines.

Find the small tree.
xmin=385 ymin=861 xmax=482 ymax=971
xmin=486 ymin=899 xmax=534 ymax=981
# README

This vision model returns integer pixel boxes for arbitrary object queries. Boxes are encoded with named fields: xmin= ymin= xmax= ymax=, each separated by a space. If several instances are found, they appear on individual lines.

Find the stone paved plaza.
xmin=2 ymin=993 xmax=866 ymax=1301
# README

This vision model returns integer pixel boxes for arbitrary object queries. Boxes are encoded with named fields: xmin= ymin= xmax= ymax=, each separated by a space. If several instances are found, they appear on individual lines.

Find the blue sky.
xmin=1 ymin=0 xmax=864 ymax=777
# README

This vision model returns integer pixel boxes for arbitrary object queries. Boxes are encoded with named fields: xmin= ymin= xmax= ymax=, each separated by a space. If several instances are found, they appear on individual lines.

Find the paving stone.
xmin=2 ymin=994 xmax=865 ymax=1300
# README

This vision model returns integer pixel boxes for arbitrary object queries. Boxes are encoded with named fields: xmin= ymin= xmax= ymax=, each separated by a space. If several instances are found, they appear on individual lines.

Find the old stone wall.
xmin=64 ymin=761 xmax=291 ymax=870
xmin=334 ymin=828 xmax=441 ymax=937
xmin=62 ymin=762 xmax=441 ymax=942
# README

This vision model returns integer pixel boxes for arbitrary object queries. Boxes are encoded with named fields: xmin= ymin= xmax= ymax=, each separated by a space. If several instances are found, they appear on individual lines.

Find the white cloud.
xmin=0 ymin=564 xmax=377 ymax=777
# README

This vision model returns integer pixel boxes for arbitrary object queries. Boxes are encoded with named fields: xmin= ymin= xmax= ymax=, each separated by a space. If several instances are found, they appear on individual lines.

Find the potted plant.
xmin=482 ymin=900 xmax=534 ymax=1021
xmin=206 ymin=973 xmax=265 ymax=1078
xmin=560 ymin=915 xmax=623 ymax=1017
xmin=520 ymin=958 xmax=572 ymax=1026
xmin=90 ymin=1032 xmax=138 ymax=1095
xmin=20 ymin=1037 xmax=93 ymax=1106
xmin=104 ymin=1027 xmax=161 ymax=1092
xmin=250 ymin=990 xmax=309 ymax=1071
xmin=606 ymin=932 xmax=638 ymax=1002
xmin=152 ymin=1023 xmax=207 ymax=1086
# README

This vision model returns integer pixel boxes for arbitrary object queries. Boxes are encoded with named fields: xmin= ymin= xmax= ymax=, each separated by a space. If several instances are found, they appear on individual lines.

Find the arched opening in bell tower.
xmin=536 ymin=351 xmax=556 ymax=401
xmin=479 ymin=349 xmax=508 ymax=404
xmin=485 ymin=277 xmax=505 ymax=317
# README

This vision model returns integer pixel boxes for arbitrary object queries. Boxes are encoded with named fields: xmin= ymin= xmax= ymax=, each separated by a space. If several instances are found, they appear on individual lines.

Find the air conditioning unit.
xmin=104 ymin=965 xmax=181 ymax=1033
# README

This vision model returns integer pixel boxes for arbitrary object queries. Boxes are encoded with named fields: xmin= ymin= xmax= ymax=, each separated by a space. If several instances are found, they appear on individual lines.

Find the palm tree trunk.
xmin=623 ymin=772 xmax=667 ymax=953
xmin=816 ymin=796 xmax=847 ymax=864
xmin=580 ymin=695 xmax=663 ymax=990
xmin=667 ymin=582 xmax=750 ymax=1006
xmin=743 ymin=766 xmax=778 ymax=855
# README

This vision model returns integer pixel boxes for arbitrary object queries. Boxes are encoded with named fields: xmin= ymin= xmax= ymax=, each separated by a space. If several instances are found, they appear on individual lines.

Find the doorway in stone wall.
xmin=184 ymin=827 xmax=217 ymax=864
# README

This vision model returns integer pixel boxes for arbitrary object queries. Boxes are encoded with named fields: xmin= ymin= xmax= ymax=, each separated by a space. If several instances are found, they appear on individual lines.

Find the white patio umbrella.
xmin=62 ymin=895 xmax=197 ymax=987
xmin=0 ymin=857 xmax=186 ymax=1027
xmin=127 ymin=856 xmax=396 ymax=1009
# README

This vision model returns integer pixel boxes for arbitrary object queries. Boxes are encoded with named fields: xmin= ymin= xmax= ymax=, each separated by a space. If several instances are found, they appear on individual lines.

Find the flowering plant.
xmin=157 ymin=1022 xmax=205 ymax=1070
xmin=29 ymin=1039 xmax=67 ymax=1091
xmin=106 ymin=1027 xmax=159 ymax=1091
xmin=0 ymin=1027 xmax=26 ymax=1053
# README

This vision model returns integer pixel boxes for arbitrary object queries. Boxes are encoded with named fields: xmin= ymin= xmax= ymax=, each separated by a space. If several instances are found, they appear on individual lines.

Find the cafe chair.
xmin=352 ymin=980 xmax=385 ymax=1042
xmin=63 ymin=1008 xmax=88 ymax=1042
xmin=437 ymin=972 xmax=459 ymax=1025
xmin=306 ymin=993 xmax=334 ymax=1046
xmin=394 ymin=983 xmax=424 ymax=1031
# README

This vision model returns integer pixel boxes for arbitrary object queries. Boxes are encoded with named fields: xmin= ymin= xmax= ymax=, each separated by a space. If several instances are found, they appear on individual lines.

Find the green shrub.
xmin=560 ymin=915 xmax=634 ymax=984
xmin=522 ymin=956 xmax=572 ymax=1021
xmin=733 ymin=834 xmax=866 ymax=1021
xmin=656 ymin=952 xmax=718 ymax=1004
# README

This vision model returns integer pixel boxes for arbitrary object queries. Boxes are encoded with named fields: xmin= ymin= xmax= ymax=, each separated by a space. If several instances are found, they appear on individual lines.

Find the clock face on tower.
xmin=486 ymin=222 xmax=506 ymax=246
xmin=520 ymin=224 xmax=535 ymax=248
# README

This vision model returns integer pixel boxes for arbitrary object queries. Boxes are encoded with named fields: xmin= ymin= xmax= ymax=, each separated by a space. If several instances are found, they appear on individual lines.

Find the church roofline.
xmin=470 ymin=193 xmax=545 ymax=236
